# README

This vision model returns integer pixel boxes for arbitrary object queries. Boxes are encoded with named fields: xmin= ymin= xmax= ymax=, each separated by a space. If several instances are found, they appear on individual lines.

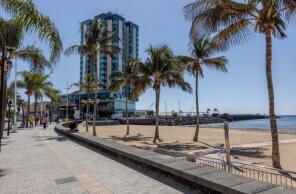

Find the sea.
xmin=202 ymin=116 xmax=296 ymax=134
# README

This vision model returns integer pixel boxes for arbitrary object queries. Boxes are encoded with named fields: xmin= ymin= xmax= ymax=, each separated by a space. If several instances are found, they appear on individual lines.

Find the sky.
xmin=4 ymin=0 xmax=296 ymax=115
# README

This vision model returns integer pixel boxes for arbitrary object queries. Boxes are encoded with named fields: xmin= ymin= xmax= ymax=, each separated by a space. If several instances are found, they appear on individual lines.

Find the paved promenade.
xmin=0 ymin=125 xmax=187 ymax=194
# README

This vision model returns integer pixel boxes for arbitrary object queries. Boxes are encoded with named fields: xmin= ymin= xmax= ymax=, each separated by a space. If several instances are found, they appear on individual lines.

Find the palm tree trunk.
xmin=26 ymin=94 xmax=30 ymax=127
xmin=92 ymin=58 xmax=98 ymax=136
xmin=1 ymin=80 xmax=8 ymax=138
xmin=193 ymin=75 xmax=200 ymax=142
xmin=153 ymin=87 xmax=160 ymax=143
xmin=48 ymin=105 xmax=52 ymax=124
xmin=0 ymin=49 xmax=6 ymax=142
xmin=86 ymin=99 xmax=89 ymax=132
xmin=92 ymin=88 xmax=98 ymax=136
xmin=22 ymin=105 xmax=25 ymax=127
xmin=125 ymin=84 xmax=130 ymax=136
xmin=265 ymin=32 xmax=281 ymax=169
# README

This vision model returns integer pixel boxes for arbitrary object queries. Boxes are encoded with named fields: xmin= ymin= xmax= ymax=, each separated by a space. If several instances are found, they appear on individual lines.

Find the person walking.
xmin=41 ymin=116 xmax=48 ymax=129
xmin=28 ymin=115 xmax=34 ymax=128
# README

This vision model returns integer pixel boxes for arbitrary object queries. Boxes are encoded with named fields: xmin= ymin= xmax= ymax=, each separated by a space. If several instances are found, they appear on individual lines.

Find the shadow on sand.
xmin=231 ymin=147 xmax=269 ymax=159
xmin=104 ymin=135 xmax=153 ymax=142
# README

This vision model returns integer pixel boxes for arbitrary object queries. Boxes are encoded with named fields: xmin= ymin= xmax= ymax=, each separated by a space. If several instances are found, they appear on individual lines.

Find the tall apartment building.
xmin=80 ymin=12 xmax=139 ymax=97
xmin=60 ymin=12 xmax=139 ymax=118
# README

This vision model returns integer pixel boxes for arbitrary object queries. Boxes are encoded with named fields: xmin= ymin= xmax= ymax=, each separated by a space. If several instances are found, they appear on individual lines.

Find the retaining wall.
xmin=55 ymin=123 xmax=295 ymax=194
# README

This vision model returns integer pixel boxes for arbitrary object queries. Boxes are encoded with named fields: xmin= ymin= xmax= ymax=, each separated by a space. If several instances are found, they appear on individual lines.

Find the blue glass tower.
xmin=80 ymin=12 xmax=139 ymax=97
xmin=70 ymin=12 xmax=139 ymax=117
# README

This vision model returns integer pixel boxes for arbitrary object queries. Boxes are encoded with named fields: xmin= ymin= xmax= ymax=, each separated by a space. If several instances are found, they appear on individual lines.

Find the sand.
xmin=233 ymin=143 xmax=296 ymax=172
xmin=78 ymin=124 xmax=296 ymax=171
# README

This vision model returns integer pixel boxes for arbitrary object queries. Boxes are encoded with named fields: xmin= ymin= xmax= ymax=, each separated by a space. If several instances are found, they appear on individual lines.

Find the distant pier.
xmin=122 ymin=114 xmax=268 ymax=126
xmin=221 ymin=114 xmax=269 ymax=122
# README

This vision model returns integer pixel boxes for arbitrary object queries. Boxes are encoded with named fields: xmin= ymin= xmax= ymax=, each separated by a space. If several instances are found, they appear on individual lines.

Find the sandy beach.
xmin=78 ymin=124 xmax=296 ymax=171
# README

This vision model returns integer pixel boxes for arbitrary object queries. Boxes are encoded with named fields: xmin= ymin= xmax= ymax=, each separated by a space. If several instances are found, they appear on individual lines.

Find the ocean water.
xmin=202 ymin=116 xmax=296 ymax=134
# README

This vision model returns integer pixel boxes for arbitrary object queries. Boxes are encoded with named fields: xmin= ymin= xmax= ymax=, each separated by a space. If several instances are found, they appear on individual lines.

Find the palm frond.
xmin=0 ymin=17 xmax=23 ymax=49
xmin=108 ymin=79 xmax=125 ymax=92
xmin=15 ymin=45 xmax=52 ymax=72
xmin=213 ymin=19 xmax=253 ymax=49
xmin=109 ymin=71 xmax=123 ymax=80
xmin=0 ymin=0 xmax=63 ymax=63
xmin=203 ymin=56 xmax=228 ymax=72
xmin=64 ymin=45 xmax=89 ymax=56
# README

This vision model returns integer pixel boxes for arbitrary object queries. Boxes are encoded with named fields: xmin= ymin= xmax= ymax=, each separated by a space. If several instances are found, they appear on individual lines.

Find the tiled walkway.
xmin=0 ymin=126 xmax=186 ymax=194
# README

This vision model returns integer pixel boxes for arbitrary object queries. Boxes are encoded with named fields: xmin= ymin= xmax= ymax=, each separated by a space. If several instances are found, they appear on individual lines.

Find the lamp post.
xmin=66 ymin=82 xmax=69 ymax=121
xmin=79 ymin=92 xmax=81 ymax=119
xmin=7 ymin=100 xmax=13 ymax=136
xmin=65 ymin=82 xmax=74 ymax=121
xmin=12 ymin=58 xmax=18 ymax=132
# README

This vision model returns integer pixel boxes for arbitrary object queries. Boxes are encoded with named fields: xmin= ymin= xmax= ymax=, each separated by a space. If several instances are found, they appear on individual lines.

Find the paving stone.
xmin=56 ymin=125 xmax=296 ymax=194
xmin=0 ymin=125 xmax=187 ymax=194
xmin=231 ymin=180 xmax=277 ymax=194
xmin=257 ymin=187 xmax=296 ymax=194
xmin=55 ymin=176 xmax=77 ymax=185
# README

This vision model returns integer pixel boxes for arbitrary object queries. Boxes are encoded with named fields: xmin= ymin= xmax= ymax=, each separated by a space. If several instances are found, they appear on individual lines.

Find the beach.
xmin=78 ymin=124 xmax=296 ymax=171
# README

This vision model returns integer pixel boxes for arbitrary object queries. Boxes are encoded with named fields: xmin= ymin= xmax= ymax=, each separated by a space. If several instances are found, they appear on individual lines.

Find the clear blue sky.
xmin=6 ymin=0 xmax=296 ymax=115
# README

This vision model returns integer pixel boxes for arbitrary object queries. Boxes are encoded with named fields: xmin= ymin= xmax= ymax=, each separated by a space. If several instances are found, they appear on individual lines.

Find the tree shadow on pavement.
xmin=0 ymin=140 xmax=15 ymax=147
xmin=0 ymin=169 xmax=9 ymax=178
xmin=32 ymin=135 xmax=67 ymax=142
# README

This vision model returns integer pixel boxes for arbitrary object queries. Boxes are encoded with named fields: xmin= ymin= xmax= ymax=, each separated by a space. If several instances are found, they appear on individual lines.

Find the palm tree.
xmin=43 ymin=86 xmax=62 ymax=124
xmin=0 ymin=1 xmax=62 ymax=145
xmin=17 ymin=71 xmax=34 ymax=127
xmin=65 ymin=20 xmax=119 ymax=136
xmin=6 ymin=44 xmax=52 ymax=125
xmin=17 ymin=98 xmax=26 ymax=127
xmin=74 ymin=74 xmax=96 ymax=132
xmin=213 ymin=108 xmax=219 ymax=114
xmin=17 ymin=71 xmax=52 ymax=126
xmin=31 ymin=73 xmax=52 ymax=125
xmin=6 ymin=82 xmax=17 ymax=136
xmin=137 ymin=45 xmax=192 ymax=143
xmin=6 ymin=82 xmax=16 ymax=103
xmin=0 ymin=0 xmax=62 ymax=62
xmin=15 ymin=45 xmax=53 ymax=73
xmin=0 ymin=18 xmax=23 ymax=138
xmin=179 ymin=36 xmax=228 ymax=142
xmin=109 ymin=58 xmax=142 ymax=137
xmin=184 ymin=0 xmax=296 ymax=168
xmin=206 ymin=108 xmax=211 ymax=116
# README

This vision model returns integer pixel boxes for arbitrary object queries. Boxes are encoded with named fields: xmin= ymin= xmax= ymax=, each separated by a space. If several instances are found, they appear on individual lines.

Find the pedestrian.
xmin=28 ymin=115 xmax=33 ymax=128
xmin=42 ymin=116 xmax=48 ymax=129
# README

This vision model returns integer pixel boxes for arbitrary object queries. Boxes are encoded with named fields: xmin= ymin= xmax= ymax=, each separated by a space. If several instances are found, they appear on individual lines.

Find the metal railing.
xmin=195 ymin=156 xmax=296 ymax=188
xmin=152 ymin=147 xmax=296 ymax=189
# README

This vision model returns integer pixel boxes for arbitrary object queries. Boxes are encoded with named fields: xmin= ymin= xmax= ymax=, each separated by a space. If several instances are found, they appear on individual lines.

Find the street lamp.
xmin=65 ymin=82 xmax=70 ymax=121
xmin=65 ymin=82 xmax=75 ymax=121
xmin=7 ymin=100 xmax=13 ymax=136
xmin=12 ymin=58 xmax=18 ymax=133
